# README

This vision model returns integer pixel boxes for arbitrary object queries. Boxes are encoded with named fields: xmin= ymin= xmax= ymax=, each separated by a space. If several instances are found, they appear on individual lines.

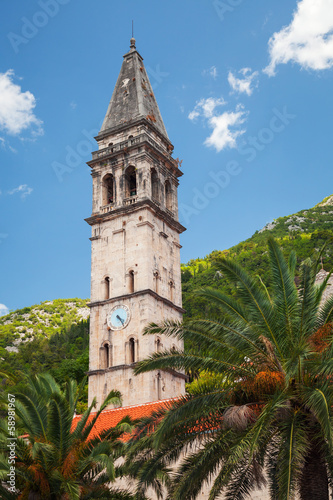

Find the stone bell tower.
xmin=86 ymin=38 xmax=186 ymax=408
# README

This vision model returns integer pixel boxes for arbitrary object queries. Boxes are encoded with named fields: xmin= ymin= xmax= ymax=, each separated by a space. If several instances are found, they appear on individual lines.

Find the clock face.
xmin=107 ymin=305 xmax=130 ymax=330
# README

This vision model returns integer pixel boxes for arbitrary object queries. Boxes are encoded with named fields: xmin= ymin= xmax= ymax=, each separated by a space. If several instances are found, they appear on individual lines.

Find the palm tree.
xmin=0 ymin=373 xmax=144 ymax=499
xmin=132 ymin=238 xmax=333 ymax=500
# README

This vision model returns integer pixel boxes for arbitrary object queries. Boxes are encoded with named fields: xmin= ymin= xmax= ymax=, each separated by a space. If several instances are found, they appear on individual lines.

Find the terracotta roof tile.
xmin=72 ymin=398 xmax=173 ymax=440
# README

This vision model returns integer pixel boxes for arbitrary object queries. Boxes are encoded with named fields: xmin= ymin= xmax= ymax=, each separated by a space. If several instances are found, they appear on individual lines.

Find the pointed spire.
xmin=99 ymin=39 xmax=169 ymax=140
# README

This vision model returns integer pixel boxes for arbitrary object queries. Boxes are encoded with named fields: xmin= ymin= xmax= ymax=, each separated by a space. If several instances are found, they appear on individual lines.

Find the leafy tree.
xmin=133 ymin=238 xmax=333 ymax=500
xmin=0 ymin=373 xmax=144 ymax=499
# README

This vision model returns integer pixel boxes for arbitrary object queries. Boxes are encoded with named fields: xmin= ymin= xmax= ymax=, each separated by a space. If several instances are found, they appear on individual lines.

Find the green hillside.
xmin=1 ymin=195 xmax=333 ymax=388
xmin=181 ymin=195 xmax=333 ymax=317
xmin=0 ymin=299 xmax=90 ymax=387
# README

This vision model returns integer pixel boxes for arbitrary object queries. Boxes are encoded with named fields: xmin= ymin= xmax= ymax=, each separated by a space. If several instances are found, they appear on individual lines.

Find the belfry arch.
xmin=102 ymin=174 xmax=114 ymax=205
xmin=125 ymin=166 xmax=137 ymax=197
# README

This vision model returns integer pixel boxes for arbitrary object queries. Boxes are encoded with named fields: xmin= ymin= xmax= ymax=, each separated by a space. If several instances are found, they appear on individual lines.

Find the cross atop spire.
xmin=98 ymin=40 xmax=169 ymax=140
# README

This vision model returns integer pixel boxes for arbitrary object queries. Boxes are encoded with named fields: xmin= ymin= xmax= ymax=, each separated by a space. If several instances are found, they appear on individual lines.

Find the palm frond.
xmin=301 ymin=384 xmax=333 ymax=449
xmin=47 ymin=392 xmax=73 ymax=458
xmin=267 ymin=237 xmax=299 ymax=347
xmin=317 ymin=293 xmax=333 ymax=327
xmin=288 ymin=250 xmax=297 ymax=277
xmin=80 ymin=389 xmax=122 ymax=442
xmin=276 ymin=411 xmax=308 ymax=500
xmin=215 ymin=256 xmax=280 ymax=356
xmin=194 ymin=287 xmax=250 ymax=326
xmin=134 ymin=350 xmax=254 ymax=380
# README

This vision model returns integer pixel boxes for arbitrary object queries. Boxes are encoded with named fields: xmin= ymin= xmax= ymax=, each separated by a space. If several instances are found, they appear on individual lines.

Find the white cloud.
xmin=0 ymin=136 xmax=17 ymax=153
xmin=188 ymin=98 xmax=248 ymax=152
xmin=0 ymin=70 xmax=43 ymax=136
xmin=8 ymin=184 xmax=33 ymax=199
xmin=202 ymin=66 xmax=218 ymax=79
xmin=228 ymin=68 xmax=259 ymax=96
xmin=205 ymin=105 xmax=248 ymax=152
xmin=210 ymin=66 xmax=218 ymax=79
xmin=265 ymin=0 xmax=333 ymax=75
xmin=0 ymin=304 xmax=9 ymax=317
xmin=188 ymin=97 xmax=225 ymax=121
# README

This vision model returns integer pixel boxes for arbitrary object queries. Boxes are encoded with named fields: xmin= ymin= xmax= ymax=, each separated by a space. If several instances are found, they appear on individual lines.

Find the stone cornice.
xmin=95 ymin=117 xmax=173 ymax=148
xmin=85 ymin=198 xmax=186 ymax=234
xmin=88 ymin=288 xmax=186 ymax=314
xmin=87 ymin=363 xmax=188 ymax=381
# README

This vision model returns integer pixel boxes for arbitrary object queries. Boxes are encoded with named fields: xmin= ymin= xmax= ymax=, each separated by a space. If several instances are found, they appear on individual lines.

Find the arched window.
xmin=102 ymin=174 xmax=114 ymax=206
xmin=156 ymin=338 xmax=162 ymax=353
xmin=128 ymin=270 xmax=135 ymax=294
xmin=125 ymin=166 xmax=137 ymax=197
xmin=151 ymin=168 xmax=159 ymax=202
xmin=104 ymin=277 xmax=110 ymax=300
xmin=108 ymin=142 xmax=114 ymax=153
xmin=153 ymin=270 xmax=159 ymax=294
xmin=102 ymin=343 xmax=111 ymax=369
xmin=165 ymin=180 xmax=172 ymax=211
xmin=129 ymin=338 xmax=135 ymax=363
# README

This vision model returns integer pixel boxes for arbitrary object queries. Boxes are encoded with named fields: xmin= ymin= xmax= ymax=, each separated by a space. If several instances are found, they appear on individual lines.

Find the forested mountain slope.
xmin=0 ymin=299 xmax=90 ymax=386
xmin=181 ymin=195 xmax=333 ymax=317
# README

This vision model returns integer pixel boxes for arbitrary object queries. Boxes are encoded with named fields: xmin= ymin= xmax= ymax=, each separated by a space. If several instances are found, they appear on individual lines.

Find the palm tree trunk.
xmin=299 ymin=438 xmax=329 ymax=500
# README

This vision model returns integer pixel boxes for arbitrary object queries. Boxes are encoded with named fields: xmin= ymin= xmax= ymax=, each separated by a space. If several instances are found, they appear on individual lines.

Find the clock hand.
xmin=116 ymin=314 xmax=124 ymax=325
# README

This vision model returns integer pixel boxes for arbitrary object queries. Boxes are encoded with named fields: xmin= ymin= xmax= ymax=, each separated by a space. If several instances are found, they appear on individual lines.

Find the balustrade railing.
xmin=99 ymin=197 xmax=176 ymax=218
xmin=91 ymin=133 xmax=167 ymax=161
xmin=101 ymin=203 xmax=114 ymax=214
xmin=124 ymin=196 xmax=138 ymax=206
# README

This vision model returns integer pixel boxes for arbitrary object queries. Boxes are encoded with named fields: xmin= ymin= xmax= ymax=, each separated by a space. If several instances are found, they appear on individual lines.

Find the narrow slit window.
xmin=165 ymin=180 xmax=172 ymax=211
xmin=129 ymin=338 xmax=135 ymax=363
xmin=105 ymin=344 xmax=109 ymax=368
xmin=157 ymin=371 xmax=161 ymax=400
xmin=104 ymin=277 xmax=110 ymax=300
xmin=153 ymin=271 xmax=159 ymax=294
xmin=129 ymin=270 xmax=135 ymax=293
xmin=102 ymin=343 xmax=110 ymax=369
xmin=169 ymin=280 xmax=174 ymax=302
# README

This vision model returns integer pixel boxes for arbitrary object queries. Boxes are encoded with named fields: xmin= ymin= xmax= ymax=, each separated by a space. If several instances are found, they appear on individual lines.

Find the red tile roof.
xmin=72 ymin=398 xmax=173 ymax=440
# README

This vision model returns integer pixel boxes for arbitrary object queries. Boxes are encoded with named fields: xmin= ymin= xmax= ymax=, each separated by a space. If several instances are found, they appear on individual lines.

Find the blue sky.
xmin=1 ymin=0 xmax=333 ymax=314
